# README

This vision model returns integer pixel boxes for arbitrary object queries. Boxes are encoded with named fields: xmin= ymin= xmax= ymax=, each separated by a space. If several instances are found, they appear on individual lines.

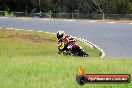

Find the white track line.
xmin=6 ymin=28 xmax=14 ymax=30
xmin=42 ymin=18 xmax=52 ymax=21
xmin=37 ymin=31 xmax=43 ymax=32
xmin=66 ymin=20 xmax=76 ymax=22
xmin=0 ymin=27 xmax=105 ymax=58
xmin=89 ymin=21 xmax=96 ymax=23
xmin=14 ymin=29 xmax=24 ymax=31
xmin=18 ymin=18 xmax=31 ymax=20
xmin=0 ymin=17 xmax=8 ymax=18
xmin=27 ymin=30 xmax=34 ymax=31
xmin=35 ymin=18 xmax=52 ymax=21
xmin=107 ymin=22 xmax=116 ymax=24
xmin=0 ymin=27 xmax=3 ymax=29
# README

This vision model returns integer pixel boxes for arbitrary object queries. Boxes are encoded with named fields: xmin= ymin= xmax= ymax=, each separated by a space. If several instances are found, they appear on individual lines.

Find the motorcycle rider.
xmin=57 ymin=30 xmax=77 ymax=54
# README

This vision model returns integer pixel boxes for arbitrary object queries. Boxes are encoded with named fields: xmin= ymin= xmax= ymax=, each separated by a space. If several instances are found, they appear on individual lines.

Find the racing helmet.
xmin=57 ymin=31 xmax=65 ymax=39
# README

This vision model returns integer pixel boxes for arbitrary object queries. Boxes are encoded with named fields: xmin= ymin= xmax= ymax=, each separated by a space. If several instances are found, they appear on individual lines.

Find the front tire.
xmin=80 ymin=50 xmax=89 ymax=57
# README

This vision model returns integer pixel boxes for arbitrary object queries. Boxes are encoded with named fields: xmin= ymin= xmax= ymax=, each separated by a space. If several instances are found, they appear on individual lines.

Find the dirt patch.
xmin=0 ymin=28 xmax=14 ymax=32
xmin=17 ymin=34 xmax=55 ymax=42
xmin=0 ymin=29 xmax=56 ymax=43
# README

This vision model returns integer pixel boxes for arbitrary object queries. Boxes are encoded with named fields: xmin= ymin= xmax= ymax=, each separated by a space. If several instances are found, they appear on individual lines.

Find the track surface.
xmin=0 ymin=17 xmax=132 ymax=58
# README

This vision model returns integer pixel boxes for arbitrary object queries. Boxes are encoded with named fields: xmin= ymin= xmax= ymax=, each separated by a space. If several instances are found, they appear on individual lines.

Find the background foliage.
xmin=0 ymin=0 xmax=132 ymax=14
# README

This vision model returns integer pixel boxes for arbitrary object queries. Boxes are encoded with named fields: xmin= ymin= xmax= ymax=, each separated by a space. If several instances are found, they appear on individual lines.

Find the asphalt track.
xmin=0 ymin=17 xmax=132 ymax=58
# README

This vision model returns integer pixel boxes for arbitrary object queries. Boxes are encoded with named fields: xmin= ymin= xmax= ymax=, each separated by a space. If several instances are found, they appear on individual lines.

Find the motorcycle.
xmin=58 ymin=39 xmax=89 ymax=57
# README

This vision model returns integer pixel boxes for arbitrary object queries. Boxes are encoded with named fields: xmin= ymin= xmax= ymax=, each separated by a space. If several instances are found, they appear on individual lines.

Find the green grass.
xmin=4 ymin=11 xmax=16 ymax=17
xmin=0 ymin=29 xmax=132 ymax=88
xmin=0 ymin=29 xmax=100 ymax=57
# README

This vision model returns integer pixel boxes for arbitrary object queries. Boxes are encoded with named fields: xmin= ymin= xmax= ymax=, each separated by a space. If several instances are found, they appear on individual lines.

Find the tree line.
xmin=0 ymin=0 xmax=132 ymax=14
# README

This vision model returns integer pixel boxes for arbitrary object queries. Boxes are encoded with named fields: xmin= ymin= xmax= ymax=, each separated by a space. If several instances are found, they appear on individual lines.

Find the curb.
xmin=77 ymin=38 xmax=105 ymax=58
xmin=0 ymin=27 xmax=105 ymax=58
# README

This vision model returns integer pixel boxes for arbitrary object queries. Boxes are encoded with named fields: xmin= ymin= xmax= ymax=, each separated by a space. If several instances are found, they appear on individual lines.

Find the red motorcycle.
xmin=58 ymin=39 xmax=89 ymax=57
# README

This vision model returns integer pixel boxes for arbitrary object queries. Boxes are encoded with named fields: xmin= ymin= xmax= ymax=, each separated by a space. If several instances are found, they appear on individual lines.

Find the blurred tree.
xmin=0 ymin=0 xmax=131 ymax=14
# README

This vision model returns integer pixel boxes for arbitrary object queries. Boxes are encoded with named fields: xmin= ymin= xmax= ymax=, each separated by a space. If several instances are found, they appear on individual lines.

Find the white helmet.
xmin=57 ymin=31 xmax=65 ymax=39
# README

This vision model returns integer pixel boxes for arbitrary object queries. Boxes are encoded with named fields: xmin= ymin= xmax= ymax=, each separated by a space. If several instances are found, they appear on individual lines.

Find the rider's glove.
xmin=67 ymin=45 xmax=72 ymax=50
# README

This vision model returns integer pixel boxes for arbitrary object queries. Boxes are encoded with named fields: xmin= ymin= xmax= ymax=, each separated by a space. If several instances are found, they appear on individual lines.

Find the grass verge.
xmin=0 ymin=28 xmax=132 ymax=88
